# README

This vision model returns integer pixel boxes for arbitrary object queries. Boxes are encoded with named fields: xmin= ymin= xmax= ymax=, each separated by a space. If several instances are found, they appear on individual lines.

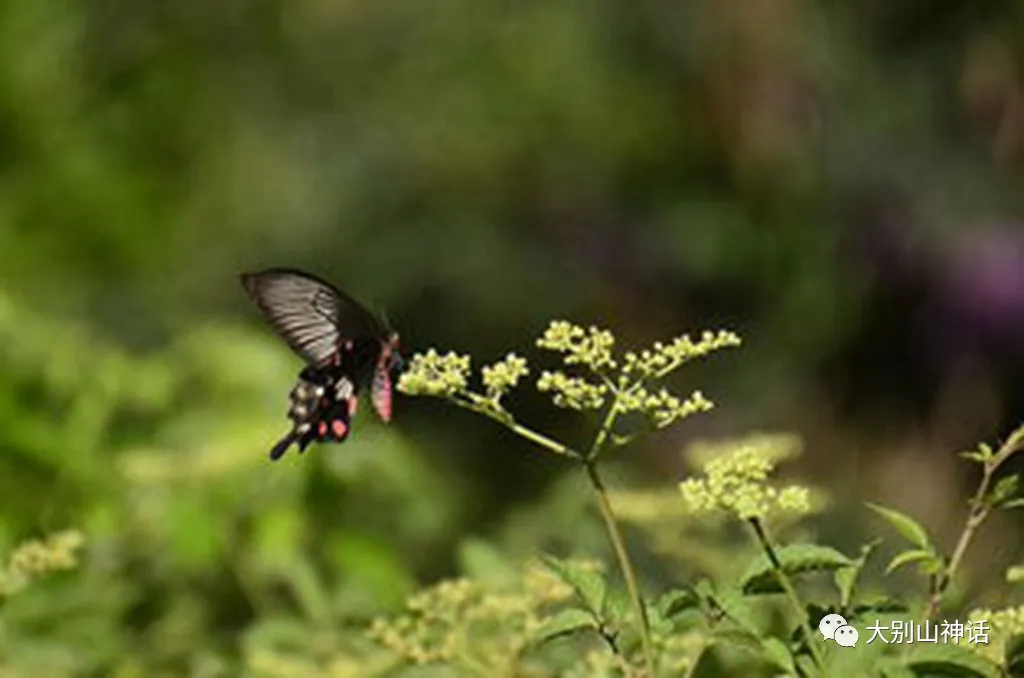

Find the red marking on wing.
xmin=349 ymin=395 xmax=359 ymax=415
xmin=317 ymin=420 xmax=328 ymax=437
xmin=331 ymin=419 xmax=348 ymax=438
xmin=372 ymin=370 xmax=393 ymax=422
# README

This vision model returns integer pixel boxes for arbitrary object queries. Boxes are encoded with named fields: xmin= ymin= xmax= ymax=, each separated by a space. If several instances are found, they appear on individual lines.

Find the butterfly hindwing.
xmin=268 ymin=365 xmax=355 ymax=460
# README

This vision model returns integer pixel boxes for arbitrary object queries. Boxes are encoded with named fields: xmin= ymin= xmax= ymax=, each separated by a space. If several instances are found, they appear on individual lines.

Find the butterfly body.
xmin=241 ymin=268 xmax=401 ymax=460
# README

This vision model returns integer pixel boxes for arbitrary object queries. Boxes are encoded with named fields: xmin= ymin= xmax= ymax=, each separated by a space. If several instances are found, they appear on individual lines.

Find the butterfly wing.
xmin=241 ymin=268 xmax=384 ymax=367
xmin=370 ymin=335 xmax=400 ymax=422
xmin=371 ymin=366 xmax=393 ymax=423
xmin=268 ymin=366 xmax=357 ymax=460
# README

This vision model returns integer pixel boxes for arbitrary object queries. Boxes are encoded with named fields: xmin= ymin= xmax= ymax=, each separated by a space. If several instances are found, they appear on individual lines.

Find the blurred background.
xmin=1 ymin=0 xmax=1023 ymax=674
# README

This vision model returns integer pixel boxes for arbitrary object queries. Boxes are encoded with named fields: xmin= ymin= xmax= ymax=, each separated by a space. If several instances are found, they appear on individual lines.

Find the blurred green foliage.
xmin=2 ymin=0 xmax=1024 ymax=675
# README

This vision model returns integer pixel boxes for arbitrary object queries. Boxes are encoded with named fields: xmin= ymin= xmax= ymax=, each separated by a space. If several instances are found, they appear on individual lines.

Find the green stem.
xmin=587 ymin=398 xmax=621 ymax=460
xmin=586 ymin=461 xmax=656 ymax=677
xmin=451 ymin=394 xmax=581 ymax=459
xmin=747 ymin=518 xmax=827 ymax=674
xmin=448 ymin=389 xmax=655 ymax=674
xmin=922 ymin=432 xmax=1024 ymax=620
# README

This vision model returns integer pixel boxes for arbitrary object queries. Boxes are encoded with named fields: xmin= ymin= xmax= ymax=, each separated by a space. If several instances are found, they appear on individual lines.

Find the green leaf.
xmin=694 ymin=578 xmax=715 ymax=600
xmin=540 ymin=554 xmax=607 ymax=617
xmin=987 ymin=475 xmax=1021 ymax=508
xmin=709 ymin=628 xmax=764 ymax=657
xmin=834 ymin=539 xmax=881 ymax=607
xmin=741 ymin=544 xmax=854 ymax=594
xmin=645 ymin=602 xmax=674 ymax=636
xmin=903 ymin=643 xmax=999 ymax=677
xmin=959 ymin=450 xmax=988 ymax=464
xmin=601 ymin=586 xmax=633 ymax=630
xmin=656 ymin=586 xmax=700 ymax=619
xmin=866 ymin=502 xmax=933 ymax=550
xmin=885 ymin=548 xmax=940 ymax=576
xmin=1005 ymin=424 xmax=1024 ymax=453
xmin=959 ymin=442 xmax=994 ymax=464
xmin=1005 ymin=634 xmax=1024 ymax=675
xmin=1001 ymin=498 xmax=1024 ymax=509
xmin=532 ymin=608 xmax=599 ymax=644
xmin=795 ymin=655 xmax=819 ymax=677
xmin=760 ymin=637 xmax=796 ymax=673
xmin=850 ymin=597 xmax=910 ymax=620
xmin=879 ymin=659 xmax=918 ymax=678
xmin=711 ymin=585 xmax=762 ymax=638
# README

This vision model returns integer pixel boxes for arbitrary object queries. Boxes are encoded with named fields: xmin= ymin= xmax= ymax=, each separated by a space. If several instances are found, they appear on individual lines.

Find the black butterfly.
xmin=240 ymin=268 xmax=402 ymax=460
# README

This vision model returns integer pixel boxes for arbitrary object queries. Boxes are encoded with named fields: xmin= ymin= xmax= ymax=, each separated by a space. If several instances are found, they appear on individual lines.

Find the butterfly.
xmin=240 ymin=267 xmax=402 ymax=460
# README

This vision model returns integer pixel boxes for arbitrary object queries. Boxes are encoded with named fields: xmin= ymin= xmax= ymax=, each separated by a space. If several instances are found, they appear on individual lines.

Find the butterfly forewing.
xmin=241 ymin=268 xmax=382 ymax=367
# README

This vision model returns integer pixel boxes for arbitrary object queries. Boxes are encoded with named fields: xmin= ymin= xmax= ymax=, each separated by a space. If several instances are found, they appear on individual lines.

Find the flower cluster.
xmin=622 ymin=330 xmax=741 ymax=379
xmin=367 ymin=559 xmax=579 ymax=670
xmin=679 ymin=436 xmax=812 ymax=520
xmin=964 ymin=606 xmax=1024 ymax=662
xmin=397 ymin=349 xmax=471 ymax=397
xmin=537 ymin=321 xmax=616 ymax=371
xmin=536 ymin=370 xmax=607 ymax=410
xmin=617 ymin=386 xmax=714 ymax=428
xmin=0 ymin=529 xmax=86 ymax=596
xmin=481 ymin=353 xmax=529 ymax=402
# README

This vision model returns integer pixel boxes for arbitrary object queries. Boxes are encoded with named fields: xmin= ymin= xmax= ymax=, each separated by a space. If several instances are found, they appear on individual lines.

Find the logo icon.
xmin=818 ymin=613 xmax=848 ymax=641
xmin=819 ymin=613 xmax=859 ymax=649
xmin=835 ymin=625 xmax=859 ymax=647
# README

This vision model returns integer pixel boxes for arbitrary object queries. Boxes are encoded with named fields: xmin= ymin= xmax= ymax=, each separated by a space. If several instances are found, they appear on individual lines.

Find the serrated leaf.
xmin=760 ymin=637 xmax=796 ymax=673
xmin=656 ymin=587 xmax=699 ymax=619
xmin=903 ymin=643 xmax=999 ymax=678
xmin=709 ymin=628 xmax=764 ymax=657
xmin=741 ymin=544 xmax=854 ymax=594
xmin=646 ymin=603 xmax=674 ymax=636
xmin=885 ymin=548 xmax=939 ymax=576
xmin=532 ymin=608 xmax=598 ymax=644
xmin=712 ymin=585 xmax=762 ymax=638
xmin=866 ymin=502 xmax=933 ymax=550
xmin=602 ymin=587 xmax=631 ymax=626
xmin=540 ymin=555 xmax=607 ymax=617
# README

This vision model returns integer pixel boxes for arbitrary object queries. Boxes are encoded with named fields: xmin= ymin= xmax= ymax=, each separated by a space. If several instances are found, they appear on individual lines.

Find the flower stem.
xmin=586 ymin=460 xmax=656 ymax=677
xmin=747 ymin=518 xmax=827 ymax=673
xmin=451 ymin=394 xmax=581 ymax=459
xmin=922 ymin=430 xmax=1024 ymax=620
